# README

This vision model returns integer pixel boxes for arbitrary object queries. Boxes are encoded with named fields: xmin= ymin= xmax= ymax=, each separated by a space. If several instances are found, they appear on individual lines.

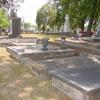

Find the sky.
xmin=17 ymin=0 xmax=48 ymax=25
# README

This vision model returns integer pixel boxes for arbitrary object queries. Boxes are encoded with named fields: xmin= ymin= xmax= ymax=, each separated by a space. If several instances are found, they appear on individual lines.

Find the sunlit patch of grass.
xmin=21 ymin=33 xmax=70 ymax=42
xmin=0 ymin=47 xmax=12 ymax=61
xmin=0 ymin=47 xmax=67 ymax=100
xmin=0 ymin=94 xmax=5 ymax=99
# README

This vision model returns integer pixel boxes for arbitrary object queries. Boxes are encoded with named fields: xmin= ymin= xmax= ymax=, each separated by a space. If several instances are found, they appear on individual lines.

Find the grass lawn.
xmin=21 ymin=33 xmax=71 ymax=41
xmin=0 ymin=47 xmax=67 ymax=100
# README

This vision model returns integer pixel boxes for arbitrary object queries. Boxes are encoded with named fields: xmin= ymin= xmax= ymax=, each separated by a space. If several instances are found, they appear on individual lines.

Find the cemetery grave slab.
xmin=21 ymin=56 xmax=100 ymax=79
xmin=66 ymin=41 xmax=100 ymax=55
xmin=7 ymin=45 xmax=75 ymax=61
xmin=51 ymin=39 xmax=100 ymax=55
xmin=13 ymin=42 xmax=36 ymax=46
xmin=0 ymin=38 xmax=37 ymax=45
xmin=50 ymin=66 xmax=100 ymax=100
xmin=82 ymin=37 xmax=100 ymax=42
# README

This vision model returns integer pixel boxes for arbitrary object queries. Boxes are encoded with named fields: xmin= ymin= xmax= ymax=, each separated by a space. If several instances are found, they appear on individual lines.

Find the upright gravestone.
xmin=63 ymin=14 xmax=71 ymax=33
xmin=10 ymin=9 xmax=21 ymax=37
xmin=11 ymin=17 xmax=21 ymax=37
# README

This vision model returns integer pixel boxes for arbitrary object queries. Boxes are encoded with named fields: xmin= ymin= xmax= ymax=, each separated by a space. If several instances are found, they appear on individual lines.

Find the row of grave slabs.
xmin=6 ymin=38 xmax=100 ymax=100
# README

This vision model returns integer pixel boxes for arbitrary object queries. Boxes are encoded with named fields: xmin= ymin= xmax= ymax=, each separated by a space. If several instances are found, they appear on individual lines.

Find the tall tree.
xmin=53 ymin=0 xmax=65 ymax=29
xmin=58 ymin=0 xmax=100 ymax=32
xmin=0 ymin=8 xmax=9 ymax=34
xmin=87 ymin=0 xmax=100 ymax=32
xmin=36 ymin=3 xmax=57 ymax=33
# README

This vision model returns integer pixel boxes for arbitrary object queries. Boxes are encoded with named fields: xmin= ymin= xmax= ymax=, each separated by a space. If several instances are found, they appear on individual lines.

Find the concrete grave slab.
xmin=66 ymin=41 xmax=100 ymax=55
xmin=82 ymin=37 xmax=100 ymax=42
xmin=13 ymin=42 xmax=36 ymax=46
xmin=0 ymin=38 xmax=37 ymax=45
xmin=7 ymin=45 xmax=75 ymax=61
xmin=21 ymin=56 xmax=100 ymax=79
xmin=50 ymin=66 xmax=100 ymax=100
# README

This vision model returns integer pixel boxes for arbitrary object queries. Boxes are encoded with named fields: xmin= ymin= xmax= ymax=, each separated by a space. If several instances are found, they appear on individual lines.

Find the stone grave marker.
xmin=50 ymin=66 xmax=100 ymax=100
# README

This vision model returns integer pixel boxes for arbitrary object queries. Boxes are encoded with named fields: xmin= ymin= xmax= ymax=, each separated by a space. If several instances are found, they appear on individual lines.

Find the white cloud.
xmin=17 ymin=0 xmax=48 ymax=25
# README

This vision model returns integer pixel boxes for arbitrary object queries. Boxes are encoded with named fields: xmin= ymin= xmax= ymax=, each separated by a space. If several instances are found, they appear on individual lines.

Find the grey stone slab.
xmin=67 ymin=41 xmax=100 ymax=55
xmin=13 ymin=42 xmax=36 ymax=46
xmin=38 ymin=56 xmax=100 ymax=70
xmin=21 ymin=56 xmax=100 ymax=79
xmin=82 ymin=37 xmax=100 ymax=42
xmin=0 ymin=38 xmax=37 ymax=44
xmin=7 ymin=45 xmax=75 ymax=61
xmin=50 ymin=67 xmax=100 ymax=92
xmin=50 ymin=67 xmax=100 ymax=100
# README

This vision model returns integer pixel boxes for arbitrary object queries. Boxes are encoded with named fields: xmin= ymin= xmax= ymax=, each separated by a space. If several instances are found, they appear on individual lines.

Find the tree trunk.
xmin=87 ymin=0 xmax=98 ymax=33
xmin=37 ymin=26 xmax=40 ymax=33
xmin=80 ymin=19 xmax=85 ymax=31
xmin=42 ymin=25 xmax=45 ymax=33
xmin=87 ymin=17 xmax=94 ymax=33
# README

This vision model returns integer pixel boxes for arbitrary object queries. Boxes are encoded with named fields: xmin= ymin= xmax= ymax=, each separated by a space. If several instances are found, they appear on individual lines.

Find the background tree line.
xmin=36 ymin=0 xmax=100 ymax=33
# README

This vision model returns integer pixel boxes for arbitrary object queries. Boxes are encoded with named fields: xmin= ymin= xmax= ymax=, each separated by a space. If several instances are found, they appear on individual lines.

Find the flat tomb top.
xmin=7 ymin=45 xmax=73 ymax=54
xmin=50 ymin=66 xmax=100 ymax=92
xmin=38 ymin=56 xmax=100 ymax=71
xmin=13 ymin=43 xmax=36 ymax=46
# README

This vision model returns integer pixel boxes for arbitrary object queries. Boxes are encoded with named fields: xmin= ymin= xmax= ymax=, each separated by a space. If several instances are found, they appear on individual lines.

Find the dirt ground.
xmin=0 ymin=47 xmax=68 ymax=100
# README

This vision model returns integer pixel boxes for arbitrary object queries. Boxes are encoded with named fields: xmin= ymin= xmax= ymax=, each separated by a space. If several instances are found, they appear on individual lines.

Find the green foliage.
xmin=24 ymin=22 xmax=31 ymax=29
xmin=55 ymin=0 xmax=100 ymax=31
xmin=53 ymin=0 xmax=65 ymax=28
xmin=0 ymin=8 xmax=9 ymax=28
xmin=36 ymin=3 xmax=57 ymax=31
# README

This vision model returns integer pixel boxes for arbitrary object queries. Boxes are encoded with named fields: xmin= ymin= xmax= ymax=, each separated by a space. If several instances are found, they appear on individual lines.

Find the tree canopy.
xmin=0 ymin=8 xmax=9 ymax=28
xmin=54 ymin=0 xmax=100 ymax=32
xmin=36 ymin=3 xmax=57 ymax=32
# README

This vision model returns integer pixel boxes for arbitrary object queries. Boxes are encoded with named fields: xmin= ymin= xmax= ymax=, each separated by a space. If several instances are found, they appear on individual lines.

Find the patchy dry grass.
xmin=21 ymin=33 xmax=70 ymax=41
xmin=0 ymin=47 xmax=66 ymax=100
xmin=0 ymin=73 xmax=4 ymax=83
xmin=0 ymin=47 xmax=12 ymax=62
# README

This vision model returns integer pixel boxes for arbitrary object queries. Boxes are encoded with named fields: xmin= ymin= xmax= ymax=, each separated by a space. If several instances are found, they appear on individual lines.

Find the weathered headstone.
xmin=11 ymin=17 xmax=21 ymax=37
xmin=63 ymin=14 xmax=71 ymax=33
xmin=10 ymin=9 xmax=21 ymax=37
